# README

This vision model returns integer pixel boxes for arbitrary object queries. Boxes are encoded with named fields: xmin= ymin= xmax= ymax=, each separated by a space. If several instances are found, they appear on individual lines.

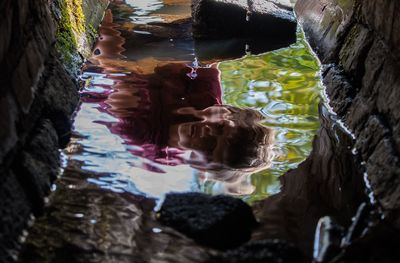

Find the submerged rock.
xmin=191 ymin=0 xmax=297 ymax=40
xmin=207 ymin=239 xmax=305 ymax=263
xmin=158 ymin=192 xmax=257 ymax=249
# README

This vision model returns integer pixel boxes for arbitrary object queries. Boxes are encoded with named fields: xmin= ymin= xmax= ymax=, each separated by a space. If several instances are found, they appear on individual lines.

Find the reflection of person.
xmin=84 ymin=54 xmax=275 ymax=194
xmin=90 ymin=62 xmax=222 ymax=163
xmin=82 ymin=9 xmax=275 ymax=195
xmin=168 ymin=105 xmax=275 ymax=195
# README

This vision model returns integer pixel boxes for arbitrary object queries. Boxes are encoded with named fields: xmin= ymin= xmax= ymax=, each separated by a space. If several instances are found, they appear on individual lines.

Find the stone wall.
xmin=0 ymin=0 xmax=108 ymax=260
xmin=295 ymin=0 xmax=400 ymax=227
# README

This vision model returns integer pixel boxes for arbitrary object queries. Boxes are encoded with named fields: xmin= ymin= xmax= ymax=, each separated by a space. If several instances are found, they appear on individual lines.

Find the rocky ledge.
xmin=295 ymin=0 xmax=400 ymax=228
xmin=0 ymin=0 xmax=108 ymax=259
xmin=191 ymin=0 xmax=297 ymax=40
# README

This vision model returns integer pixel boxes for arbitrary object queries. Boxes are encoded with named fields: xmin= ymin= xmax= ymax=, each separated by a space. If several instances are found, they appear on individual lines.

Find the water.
xmin=18 ymin=0 xmax=366 ymax=261
xmin=216 ymin=38 xmax=321 ymax=202
xmin=69 ymin=0 xmax=321 ymax=201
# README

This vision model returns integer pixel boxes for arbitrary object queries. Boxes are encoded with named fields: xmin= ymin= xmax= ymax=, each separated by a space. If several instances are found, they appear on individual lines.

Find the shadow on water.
xmin=17 ymin=0 xmax=372 ymax=261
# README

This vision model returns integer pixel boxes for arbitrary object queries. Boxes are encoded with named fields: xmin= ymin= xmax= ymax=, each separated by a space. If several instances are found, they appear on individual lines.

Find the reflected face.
xmin=169 ymin=105 xmax=274 ymax=175
xmin=172 ymin=107 xmax=235 ymax=160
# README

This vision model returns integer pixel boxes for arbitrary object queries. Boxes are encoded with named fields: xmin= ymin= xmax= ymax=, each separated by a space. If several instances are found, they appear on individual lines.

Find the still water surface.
xmin=69 ymin=0 xmax=321 ymax=203
xmin=19 ymin=1 xmax=366 ymax=261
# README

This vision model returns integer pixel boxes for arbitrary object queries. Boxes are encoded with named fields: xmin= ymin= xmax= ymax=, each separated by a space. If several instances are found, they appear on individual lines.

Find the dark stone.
xmin=296 ymin=0 xmax=400 ymax=229
xmin=295 ymin=0 xmax=355 ymax=63
xmin=41 ymin=51 xmax=80 ymax=147
xmin=0 ymin=171 xmax=32 ymax=261
xmin=0 ymin=0 xmax=109 ymax=256
xmin=159 ymin=192 xmax=257 ymax=249
xmin=366 ymin=139 xmax=400 ymax=211
xmin=354 ymin=115 xmax=390 ymax=161
xmin=13 ymin=119 xmax=60 ymax=214
xmin=0 ymin=94 xmax=18 ymax=163
xmin=338 ymin=24 xmax=373 ymax=86
xmin=360 ymin=39 xmax=387 ymax=98
xmin=323 ymin=65 xmax=354 ymax=116
xmin=207 ymin=239 xmax=305 ymax=263
xmin=192 ymin=0 xmax=296 ymax=40
xmin=342 ymin=203 xmax=375 ymax=246
xmin=360 ymin=0 xmax=400 ymax=60
xmin=313 ymin=217 xmax=344 ymax=263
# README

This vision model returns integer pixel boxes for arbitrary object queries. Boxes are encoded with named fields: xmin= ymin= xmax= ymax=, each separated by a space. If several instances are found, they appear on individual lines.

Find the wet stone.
xmin=191 ymin=0 xmax=297 ymax=40
xmin=207 ymin=239 xmax=305 ymax=263
xmin=158 ymin=193 xmax=257 ymax=249
xmin=313 ymin=216 xmax=344 ymax=263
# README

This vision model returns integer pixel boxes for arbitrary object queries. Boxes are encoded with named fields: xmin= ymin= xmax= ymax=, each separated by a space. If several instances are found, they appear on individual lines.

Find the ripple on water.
xmin=215 ymin=33 xmax=322 ymax=201
xmin=64 ymin=0 xmax=322 ymax=203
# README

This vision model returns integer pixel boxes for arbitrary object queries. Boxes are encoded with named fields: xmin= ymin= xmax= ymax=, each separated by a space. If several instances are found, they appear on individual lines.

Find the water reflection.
xmin=18 ymin=0 xmax=368 ymax=260
xmin=169 ymin=106 xmax=274 ymax=195
xmin=69 ymin=0 xmax=293 ymax=198
xmin=69 ymin=0 xmax=322 ymax=200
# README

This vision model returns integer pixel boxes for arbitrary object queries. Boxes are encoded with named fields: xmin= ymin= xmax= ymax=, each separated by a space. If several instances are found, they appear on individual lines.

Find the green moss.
xmin=88 ymin=23 xmax=97 ymax=38
xmin=56 ymin=0 xmax=77 ymax=64
xmin=55 ymin=0 xmax=90 ymax=70
xmin=67 ymin=0 xmax=86 ymax=34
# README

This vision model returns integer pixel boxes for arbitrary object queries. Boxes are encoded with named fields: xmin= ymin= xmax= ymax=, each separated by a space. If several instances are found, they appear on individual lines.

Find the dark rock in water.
xmin=158 ymin=192 xmax=257 ymax=249
xmin=131 ymin=16 xmax=294 ymax=63
xmin=192 ymin=0 xmax=297 ymax=40
xmin=313 ymin=216 xmax=344 ymax=263
xmin=207 ymin=239 xmax=305 ymax=263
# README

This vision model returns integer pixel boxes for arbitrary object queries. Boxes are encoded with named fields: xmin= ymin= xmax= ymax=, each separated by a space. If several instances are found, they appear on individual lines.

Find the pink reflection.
xmin=80 ymin=8 xmax=274 ymax=195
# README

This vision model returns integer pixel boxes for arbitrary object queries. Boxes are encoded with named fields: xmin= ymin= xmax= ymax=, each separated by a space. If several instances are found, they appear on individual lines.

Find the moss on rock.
xmin=54 ymin=0 xmax=107 ymax=75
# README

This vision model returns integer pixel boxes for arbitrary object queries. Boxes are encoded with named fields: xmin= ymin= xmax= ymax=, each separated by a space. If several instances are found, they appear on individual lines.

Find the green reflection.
xmin=217 ymin=30 xmax=322 ymax=203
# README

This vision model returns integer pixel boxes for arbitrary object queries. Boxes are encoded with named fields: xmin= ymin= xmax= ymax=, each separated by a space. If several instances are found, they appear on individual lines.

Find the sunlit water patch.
xmin=218 ymin=34 xmax=321 ymax=201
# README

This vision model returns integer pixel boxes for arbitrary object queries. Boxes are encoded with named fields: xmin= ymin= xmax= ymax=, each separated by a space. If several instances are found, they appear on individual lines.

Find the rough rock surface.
xmin=18 ymin=169 xmax=213 ymax=263
xmin=207 ymin=239 xmax=305 ymax=263
xmin=159 ymin=193 xmax=257 ymax=249
xmin=252 ymin=104 xmax=366 ymax=258
xmin=295 ymin=0 xmax=400 ymax=228
xmin=0 ymin=0 xmax=108 ymax=259
xmin=191 ymin=0 xmax=297 ymax=40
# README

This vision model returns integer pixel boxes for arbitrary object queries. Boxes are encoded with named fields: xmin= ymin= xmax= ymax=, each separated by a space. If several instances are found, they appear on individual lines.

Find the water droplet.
xmin=245 ymin=44 xmax=251 ymax=55
xmin=11 ymin=253 xmax=18 ymax=261
xmin=246 ymin=10 xmax=251 ymax=21
xmin=152 ymin=228 xmax=162 ymax=233
xmin=28 ymin=214 xmax=35 ymax=227
xmin=187 ymin=71 xmax=197 ymax=79
xmin=351 ymin=148 xmax=358 ymax=155
xmin=186 ymin=57 xmax=199 ymax=79
xmin=75 ymin=213 xmax=84 ymax=218
xmin=192 ymin=57 xmax=199 ymax=68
